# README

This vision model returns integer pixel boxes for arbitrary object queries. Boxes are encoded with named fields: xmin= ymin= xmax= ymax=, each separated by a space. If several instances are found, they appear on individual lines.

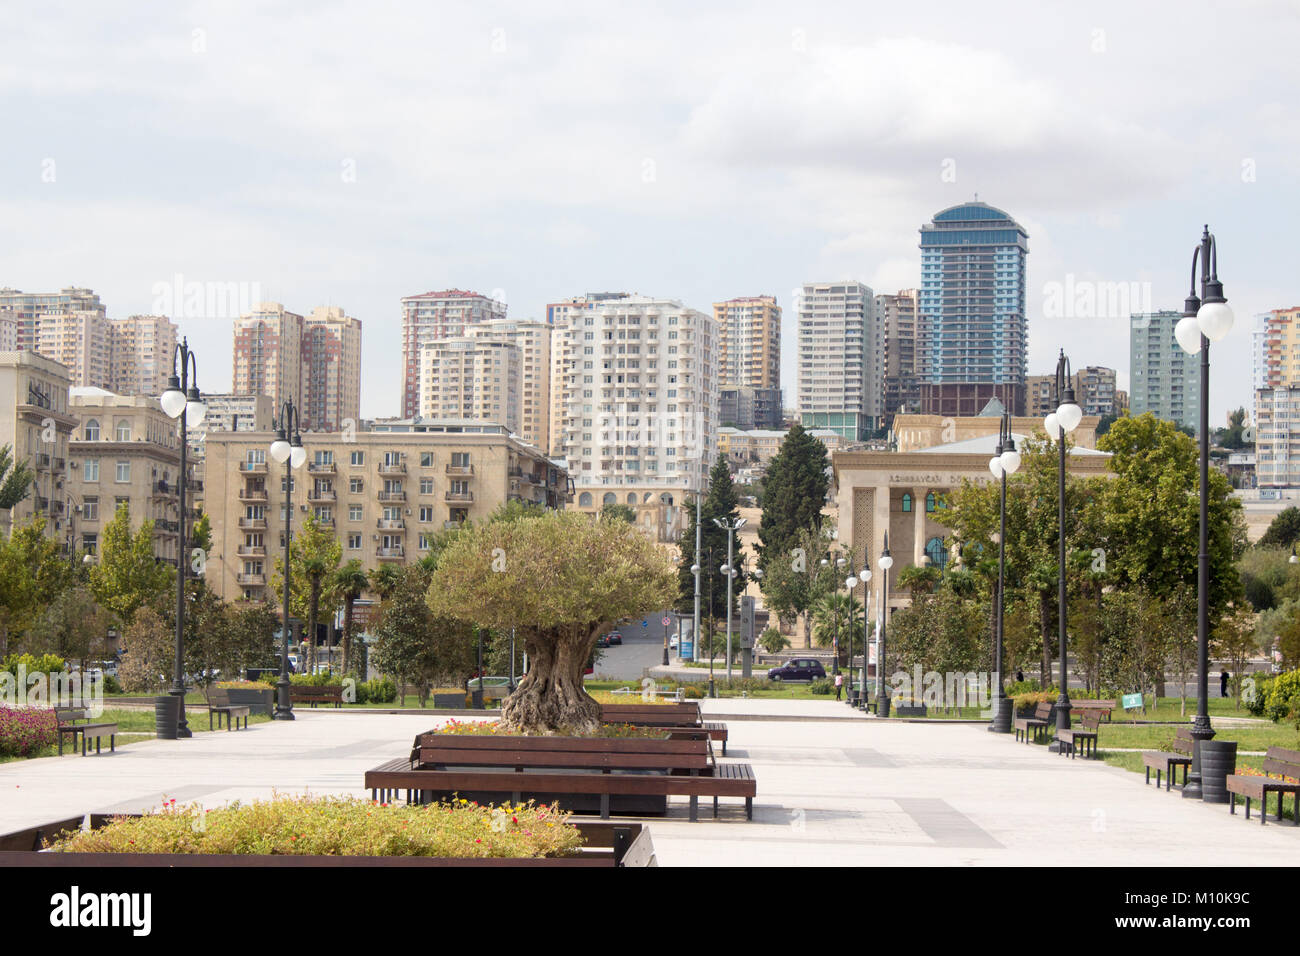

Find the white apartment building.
xmin=465 ymin=319 xmax=551 ymax=450
xmin=1256 ymin=386 xmax=1300 ymax=487
xmin=399 ymin=290 xmax=506 ymax=417
xmin=798 ymin=280 xmax=883 ymax=441
xmin=418 ymin=337 xmax=522 ymax=434
xmin=554 ymin=296 xmax=718 ymax=542
xmin=0 ymin=311 xmax=16 ymax=351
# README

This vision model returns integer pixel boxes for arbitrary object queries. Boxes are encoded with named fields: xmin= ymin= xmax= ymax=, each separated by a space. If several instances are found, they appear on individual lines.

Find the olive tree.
xmin=427 ymin=511 xmax=676 ymax=734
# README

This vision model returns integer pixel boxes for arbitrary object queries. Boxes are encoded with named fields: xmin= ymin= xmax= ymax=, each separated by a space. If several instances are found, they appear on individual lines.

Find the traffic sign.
xmin=662 ymin=616 xmax=671 ymax=626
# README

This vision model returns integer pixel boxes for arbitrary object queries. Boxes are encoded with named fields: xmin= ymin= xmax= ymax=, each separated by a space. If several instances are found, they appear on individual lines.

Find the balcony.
xmin=444 ymin=463 xmax=474 ymax=476
xmin=238 ymin=516 xmax=268 ymax=530
xmin=239 ymin=461 xmax=268 ymax=474
xmin=379 ymin=461 xmax=406 ymax=476
xmin=308 ymin=461 xmax=336 ymax=475
xmin=443 ymin=520 xmax=464 ymax=530
xmin=236 ymin=572 xmax=266 ymax=585
xmin=313 ymin=518 xmax=336 ymax=530
xmin=375 ymin=547 xmax=405 ymax=561
xmin=444 ymin=490 xmax=474 ymax=503
xmin=377 ymin=490 xmax=406 ymax=503
xmin=377 ymin=518 xmax=406 ymax=531
xmin=239 ymin=487 xmax=269 ymax=502
xmin=236 ymin=545 xmax=266 ymax=557
xmin=307 ymin=488 xmax=336 ymax=503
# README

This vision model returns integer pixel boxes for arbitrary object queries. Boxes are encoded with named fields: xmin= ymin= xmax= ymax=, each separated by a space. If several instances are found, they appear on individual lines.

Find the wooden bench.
xmin=367 ymin=731 xmax=755 ymax=822
xmin=1141 ymin=728 xmax=1195 ymax=790
xmin=1055 ymin=712 xmax=1101 ymax=759
xmin=54 ymin=707 xmax=118 ymax=757
xmin=601 ymin=703 xmax=730 ymax=755
xmin=1226 ymin=747 xmax=1300 ymax=826
xmin=205 ymin=688 xmax=250 ymax=731
xmin=290 ymin=686 xmax=344 ymax=708
xmin=1014 ymin=702 xmax=1053 ymax=744
xmin=1070 ymin=700 xmax=1116 ymax=722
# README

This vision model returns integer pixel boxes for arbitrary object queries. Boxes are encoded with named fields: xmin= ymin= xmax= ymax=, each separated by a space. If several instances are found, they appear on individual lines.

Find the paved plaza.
xmin=2 ymin=703 xmax=1295 ymax=866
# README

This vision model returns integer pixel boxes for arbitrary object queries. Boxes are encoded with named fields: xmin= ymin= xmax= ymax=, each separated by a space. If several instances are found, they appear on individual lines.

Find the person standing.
xmin=834 ymin=672 xmax=844 ymax=701
xmin=1220 ymin=670 xmax=1230 ymax=698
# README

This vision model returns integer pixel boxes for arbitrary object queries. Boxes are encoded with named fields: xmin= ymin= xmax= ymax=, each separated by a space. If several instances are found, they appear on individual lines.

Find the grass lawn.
xmin=0 ymin=707 xmax=274 ymax=763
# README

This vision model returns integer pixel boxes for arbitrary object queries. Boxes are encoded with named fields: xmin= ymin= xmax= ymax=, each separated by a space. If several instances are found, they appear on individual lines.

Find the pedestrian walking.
xmin=834 ymin=672 xmax=843 ymax=701
xmin=1220 ymin=670 xmax=1230 ymax=698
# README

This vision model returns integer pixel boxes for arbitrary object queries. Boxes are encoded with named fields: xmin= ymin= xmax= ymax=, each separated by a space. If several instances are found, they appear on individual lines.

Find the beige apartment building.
xmin=1026 ymin=375 xmax=1057 ymax=418
xmin=303 ymin=306 xmax=362 ymax=432
xmin=714 ymin=295 xmax=780 ymax=389
xmin=1073 ymin=366 xmax=1118 ymax=417
xmin=718 ymin=427 xmax=842 ymax=468
xmin=466 ymin=319 xmax=551 ymax=450
xmin=232 ymin=303 xmax=305 ymax=420
xmin=0 ymin=287 xmax=104 ymax=353
xmin=418 ymin=337 xmax=521 ymax=434
xmin=399 ymin=290 xmax=507 ymax=418
xmin=0 ymin=351 xmax=76 ymax=540
xmin=203 ymin=420 xmax=570 ymax=603
xmin=67 ymin=387 xmax=187 ymax=563
xmin=0 ymin=312 xmax=17 ymax=352
xmin=33 ymin=310 xmax=112 ymax=390
xmin=108 ymin=315 xmax=178 ymax=399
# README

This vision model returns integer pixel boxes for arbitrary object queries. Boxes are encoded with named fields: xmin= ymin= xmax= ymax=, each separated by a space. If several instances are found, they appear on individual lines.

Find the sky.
xmin=2 ymin=0 xmax=1296 ymax=424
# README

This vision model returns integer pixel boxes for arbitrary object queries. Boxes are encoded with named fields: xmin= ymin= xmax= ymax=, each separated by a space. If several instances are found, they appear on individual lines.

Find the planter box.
xmin=0 ymin=814 xmax=655 ymax=867
xmin=226 ymin=687 xmax=274 ymax=716
xmin=894 ymin=704 xmax=927 ymax=717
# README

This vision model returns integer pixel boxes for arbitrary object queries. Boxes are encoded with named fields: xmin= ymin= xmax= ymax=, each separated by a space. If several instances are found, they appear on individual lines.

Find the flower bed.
xmin=0 ymin=706 xmax=58 ymax=757
xmin=47 ymin=795 xmax=584 ymax=859
xmin=437 ymin=718 xmax=668 ymax=739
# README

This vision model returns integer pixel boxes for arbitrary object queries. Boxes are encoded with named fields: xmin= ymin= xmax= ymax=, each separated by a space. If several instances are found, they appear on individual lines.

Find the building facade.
xmin=68 ymin=388 xmax=185 ymax=563
xmin=1130 ymin=310 xmax=1199 ymax=431
xmin=302 ymin=306 xmax=362 ymax=433
xmin=399 ymin=290 xmax=506 ymax=418
xmin=232 ymin=303 xmax=305 ymax=421
xmin=1073 ymin=366 xmax=1118 ymax=417
xmin=919 ymin=202 xmax=1029 ymax=416
xmin=719 ymin=385 xmax=783 ymax=431
xmin=1255 ymin=387 xmax=1300 ymax=487
xmin=713 ymin=295 xmax=781 ymax=390
xmin=203 ymin=421 xmax=570 ymax=603
xmin=108 ymin=315 xmax=179 ymax=399
xmin=418 ymin=336 xmax=522 ymax=433
xmin=0 ymin=351 xmax=76 ymax=540
xmin=797 ymin=280 xmax=882 ymax=440
xmin=465 ymin=319 xmax=551 ymax=450
xmin=878 ymin=289 xmax=924 ymax=418
xmin=0 ymin=287 xmax=104 ymax=353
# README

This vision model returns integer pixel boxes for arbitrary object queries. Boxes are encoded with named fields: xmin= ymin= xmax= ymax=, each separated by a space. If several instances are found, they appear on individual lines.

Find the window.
xmin=418 ymin=506 xmax=434 ymax=522
xmin=451 ymin=452 xmax=470 ymax=468
xmin=925 ymin=492 xmax=936 ymax=513
xmin=246 ymin=449 xmax=266 ymax=464
xmin=419 ymin=478 xmax=434 ymax=494
xmin=82 ymin=533 xmax=97 ymax=554
xmin=348 ymin=506 xmax=363 ymax=521
xmin=421 ymin=452 xmax=434 ymax=467
xmin=349 ymin=477 xmax=363 ymax=493
xmin=115 ymin=420 xmax=131 ymax=441
xmin=82 ymin=497 xmax=98 ymax=521
xmin=350 ymin=451 xmax=364 ymax=466
xmin=115 ymin=461 xmax=130 ymax=482
xmin=84 ymin=459 xmax=100 ymax=482
xmin=347 ymin=534 xmax=362 ymax=550
xmin=925 ymin=536 xmax=948 ymax=570
xmin=901 ymin=493 xmax=912 ymax=513
xmin=83 ymin=420 xmax=99 ymax=441
xmin=579 ymin=492 xmax=593 ymax=507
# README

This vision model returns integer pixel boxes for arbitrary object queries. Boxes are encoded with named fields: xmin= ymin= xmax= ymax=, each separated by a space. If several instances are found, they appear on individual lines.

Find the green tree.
xmin=88 ymin=504 xmax=173 ymax=628
xmin=1258 ymin=507 xmax=1300 ymax=550
xmin=0 ymin=443 xmax=34 ymax=514
xmin=427 ymin=510 xmax=676 ymax=733
xmin=333 ymin=559 xmax=369 ymax=677
xmin=27 ymin=586 xmax=116 ymax=673
xmin=600 ymin=503 xmax=636 ymax=523
xmin=371 ymin=562 xmax=474 ymax=706
xmin=118 ymin=606 xmax=171 ymax=693
xmin=270 ymin=513 xmax=342 ymax=673
xmin=0 ymin=517 xmax=76 ymax=657
xmin=757 ymin=424 xmax=829 ymax=570
xmin=1213 ymin=606 xmax=1257 ymax=710
xmin=757 ymin=524 xmax=837 ymax=648
xmin=811 ymin=591 xmax=863 ymax=668
xmin=370 ymin=563 xmax=403 ymax=601
xmin=675 ymin=454 xmax=746 ymax=621
xmin=758 ymin=626 xmax=790 ymax=655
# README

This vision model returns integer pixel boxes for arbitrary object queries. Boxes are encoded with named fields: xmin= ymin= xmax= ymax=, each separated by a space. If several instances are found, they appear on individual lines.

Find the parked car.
xmin=607 ymin=631 xmax=623 ymax=646
xmin=766 ymin=658 xmax=827 ymax=682
xmin=595 ymin=634 xmax=612 ymax=648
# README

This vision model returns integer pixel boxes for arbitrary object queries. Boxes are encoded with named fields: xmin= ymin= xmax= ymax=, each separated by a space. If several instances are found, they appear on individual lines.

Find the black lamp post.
xmin=987 ymin=406 xmax=1021 ymax=733
xmin=1045 ymin=350 xmax=1083 ymax=752
xmin=843 ymin=561 xmax=862 ymax=704
xmin=858 ymin=563 xmax=871 ymax=709
xmin=1172 ymin=225 xmax=1235 ymax=798
xmin=270 ymin=399 xmax=305 ymax=720
xmin=159 ymin=339 xmax=206 ymax=739
xmin=876 ymin=532 xmax=893 ymax=717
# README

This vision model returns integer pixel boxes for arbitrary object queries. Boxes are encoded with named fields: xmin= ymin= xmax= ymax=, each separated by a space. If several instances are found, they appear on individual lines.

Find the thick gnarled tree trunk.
xmin=500 ymin=625 xmax=602 ymax=735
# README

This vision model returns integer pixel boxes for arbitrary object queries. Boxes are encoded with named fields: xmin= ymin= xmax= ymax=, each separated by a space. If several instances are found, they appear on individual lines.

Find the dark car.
xmin=766 ymin=658 xmax=827 ymax=682
xmin=595 ymin=634 xmax=612 ymax=648
xmin=608 ymin=631 xmax=623 ymax=646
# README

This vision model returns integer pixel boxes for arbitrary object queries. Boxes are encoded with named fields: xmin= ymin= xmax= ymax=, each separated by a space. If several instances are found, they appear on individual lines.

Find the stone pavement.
xmin=1 ymin=706 xmax=1294 ymax=865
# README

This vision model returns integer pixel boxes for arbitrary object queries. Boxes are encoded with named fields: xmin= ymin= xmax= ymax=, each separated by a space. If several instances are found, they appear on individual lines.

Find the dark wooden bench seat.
xmin=601 ymin=703 xmax=730 ymax=755
xmin=1014 ymin=702 xmax=1053 ymax=744
xmin=1070 ymin=700 xmax=1116 ymax=722
xmin=1227 ymin=747 xmax=1300 ymax=826
xmin=206 ymin=688 xmax=250 ymax=731
xmin=290 ymin=686 xmax=344 ymax=708
xmin=1055 ymin=712 xmax=1102 ymax=759
xmin=54 ymin=707 xmax=118 ymax=756
xmin=1141 ymin=729 xmax=1195 ymax=790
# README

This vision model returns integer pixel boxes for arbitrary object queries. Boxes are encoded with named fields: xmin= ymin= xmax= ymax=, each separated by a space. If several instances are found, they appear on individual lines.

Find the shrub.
xmin=810 ymin=678 xmax=833 ymax=695
xmin=1013 ymin=690 xmax=1056 ymax=715
xmin=1246 ymin=674 xmax=1272 ymax=717
xmin=101 ymin=675 xmax=122 ymax=695
xmin=356 ymin=677 xmax=397 ymax=705
xmin=1260 ymin=669 xmax=1300 ymax=728
xmin=2 ymin=653 xmax=67 ymax=677
xmin=0 ymin=706 xmax=59 ymax=757
xmin=216 ymin=679 xmax=275 ymax=690
xmin=49 ymin=794 xmax=584 ymax=858
xmin=682 ymin=685 xmax=703 ymax=699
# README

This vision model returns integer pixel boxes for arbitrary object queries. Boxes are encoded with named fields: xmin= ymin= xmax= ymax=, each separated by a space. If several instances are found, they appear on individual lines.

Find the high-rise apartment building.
xmin=555 ymin=296 xmax=717 ymax=541
xmin=418 ymin=337 xmax=521 ymax=433
xmin=797 ymin=280 xmax=882 ymax=441
xmin=720 ymin=386 xmax=783 ymax=431
xmin=877 ymin=289 xmax=924 ymax=417
xmin=1073 ymin=366 xmax=1118 ymax=417
xmin=302 ymin=306 xmax=362 ymax=432
xmin=918 ymin=202 xmax=1029 ymax=416
xmin=546 ymin=294 xmax=633 ymax=456
xmin=714 ymin=295 xmax=781 ymax=390
xmin=232 ymin=303 xmax=305 ymax=423
xmin=109 ymin=315 xmax=178 ymax=399
xmin=1026 ymin=375 xmax=1057 ymax=418
xmin=32 ymin=311 xmax=112 ymax=389
xmin=0 ymin=287 xmax=104 ymax=352
xmin=1130 ymin=311 xmax=1199 ymax=431
xmin=399 ymin=290 xmax=506 ymax=417
xmin=465 ymin=319 xmax=551 ymax=450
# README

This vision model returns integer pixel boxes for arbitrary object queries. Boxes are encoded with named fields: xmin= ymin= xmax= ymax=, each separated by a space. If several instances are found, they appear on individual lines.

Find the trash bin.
xmin=155 ymin=694 xmax=181 ymax=740
xmin=1199 ymin=739 xmax=1238 ymax=804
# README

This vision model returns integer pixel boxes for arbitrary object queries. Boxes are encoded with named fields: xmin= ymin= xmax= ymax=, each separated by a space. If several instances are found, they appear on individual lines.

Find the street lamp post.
xmin=269 ymin=399 xmax=306 ymax=721
xmin=159 ymin=339 xmax=206 ymax=739
xmin=713 ymin=516 xmax=747 ymax=684
xmin=987 ymin=407 xmax=1021 ymax=733
xmin=1173 ymin=225 xmax=1235 ymax=798
xmin=844 ymin=568 xmax=860 ymax=704
xmin=1045 ymin=350 xmax=1083 ymax=752
xmin=858 ymin=566 xmax=871 ymax=708
xmin=877 ymin=532 xmax=893 ymax=717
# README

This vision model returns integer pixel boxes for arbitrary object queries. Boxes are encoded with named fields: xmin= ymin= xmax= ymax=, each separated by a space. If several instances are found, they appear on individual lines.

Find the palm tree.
xmin=812 ymin=592 xmax=863 ymax=669
xmin=333 ymin=559 xmax=369 ymax=677
xmin=371 ymin=563 xmax=402 ymax=601
xmin=303 ymin=555 xmax=329 ymax=673
xmin=0 ymin=444 xmax=33 ymax=533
